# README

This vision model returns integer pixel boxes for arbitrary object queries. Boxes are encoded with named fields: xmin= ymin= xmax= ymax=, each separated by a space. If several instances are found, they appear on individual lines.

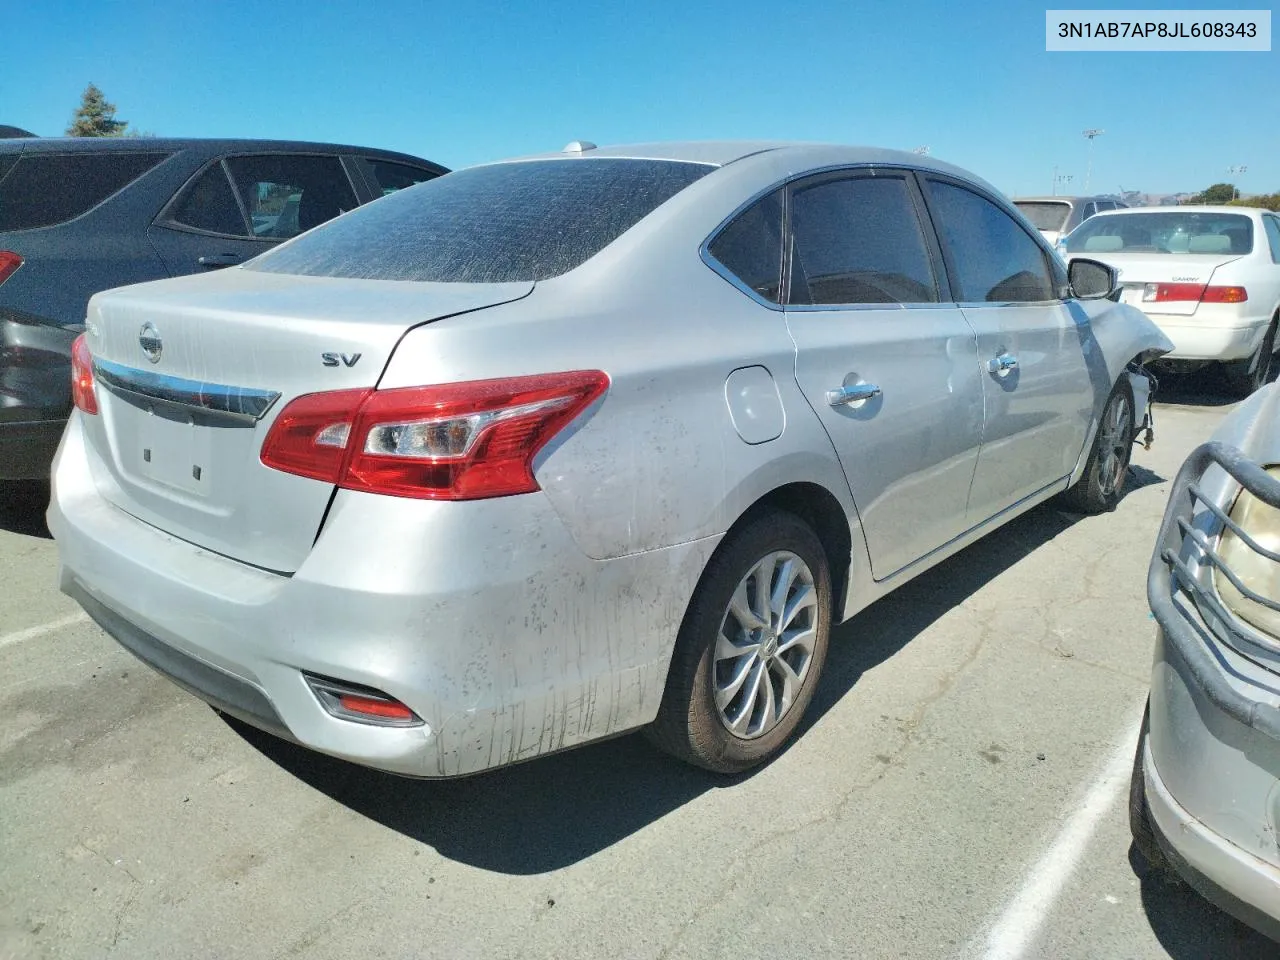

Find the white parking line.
xmin=0 ymin=611 xmax=90 ymax=650
xmin=975 ymin=707 xmax=1145 ymax=960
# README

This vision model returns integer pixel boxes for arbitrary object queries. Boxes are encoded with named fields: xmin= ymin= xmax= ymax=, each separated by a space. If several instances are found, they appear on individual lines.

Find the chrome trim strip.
xmin=93 ymin=357 xmax=281 ymax=423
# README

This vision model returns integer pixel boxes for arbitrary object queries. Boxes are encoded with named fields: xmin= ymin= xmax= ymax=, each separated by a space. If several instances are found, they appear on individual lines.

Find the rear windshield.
xmin=247 ymin=158 xmax=714 ymax=283
xmin=0 ymin=152 xmax=170 ymax=231
xmin=1064 ymin=211 xmax=1254 ymax=256
xmin=1014 ymin=201 xmax=1071 ymax=231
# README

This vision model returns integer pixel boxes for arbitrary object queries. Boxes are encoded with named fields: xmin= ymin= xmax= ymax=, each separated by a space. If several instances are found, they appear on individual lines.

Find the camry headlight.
xmin=1214 ymin=465 xmax=1280 ymax=640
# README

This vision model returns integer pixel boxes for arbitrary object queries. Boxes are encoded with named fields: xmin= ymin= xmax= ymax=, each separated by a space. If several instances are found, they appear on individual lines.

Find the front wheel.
xmin=646 ymin=509 xmax=832 ymax=774
xmin=1062 ymin=378 xmax=1135 ymax=514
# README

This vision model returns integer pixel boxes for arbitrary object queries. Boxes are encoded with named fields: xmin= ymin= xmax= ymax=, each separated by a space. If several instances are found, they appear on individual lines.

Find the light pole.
xmin=1228 ymin=165 xmax=1248 ymax=201
xmin=1083 ymin=129 xmax=1105 ymax=193
xmin=1052 ymin=168 xmax=1073 ymax=196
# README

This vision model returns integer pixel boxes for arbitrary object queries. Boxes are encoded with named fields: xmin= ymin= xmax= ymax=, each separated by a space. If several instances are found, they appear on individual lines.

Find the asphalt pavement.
xmin=2 ymin=370 xmax=1277 ymax=960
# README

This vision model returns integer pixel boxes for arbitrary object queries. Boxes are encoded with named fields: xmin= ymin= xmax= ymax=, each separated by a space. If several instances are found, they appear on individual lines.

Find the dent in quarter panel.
xmin=724 ymin=365 xmax=784 ymax=444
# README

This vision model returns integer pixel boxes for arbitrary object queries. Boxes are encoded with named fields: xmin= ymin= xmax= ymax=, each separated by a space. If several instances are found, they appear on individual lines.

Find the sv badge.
xmin=322 ymin=352 xmax=362 ymax=368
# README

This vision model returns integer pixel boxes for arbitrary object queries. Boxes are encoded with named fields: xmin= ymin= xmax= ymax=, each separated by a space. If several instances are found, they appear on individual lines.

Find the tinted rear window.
xmin=1064 ymin=211 xmax=1254 ymax=255
xmin=0 ymin=152 xmax=170 ymax=231
xmin=247 ymin=158 xmax=714 ymax=283
xmin=1014 ymin=201 xmax=1071 ymax=231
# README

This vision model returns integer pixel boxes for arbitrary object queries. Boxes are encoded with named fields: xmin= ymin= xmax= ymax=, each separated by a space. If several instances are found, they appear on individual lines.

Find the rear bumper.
xmin=50 ymin=414 xmax=718 ymax=777
xmin=0 ymin=417 xmax=66 ymax=480
xmin=1143 ymin=313 xmax=1270 ymax=362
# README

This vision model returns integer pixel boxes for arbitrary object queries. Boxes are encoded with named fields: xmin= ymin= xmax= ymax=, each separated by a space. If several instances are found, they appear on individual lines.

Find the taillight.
xmin=1201 ymin=285 xmax=1248 ymax=304
xmin=70 ymin=334 xmax=98 ymax=415
xmin=1142 ymin=282 xmax=1248 ymax=304
xmin=0 ymin=251 xmax=21 ymax=286
xmin=260 ymin=370 xmax=610 ymax=500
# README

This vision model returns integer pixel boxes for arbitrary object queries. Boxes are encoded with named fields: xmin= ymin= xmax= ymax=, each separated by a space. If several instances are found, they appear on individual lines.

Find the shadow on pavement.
xmin=0 ymin=480 xmax=52 ymax=539
xmin=1152 ymin=365 xmax=1260 ymax=410
xmin=1129 ymin=846 xmax=1280 ymax=959
xmin=230 ymin=491 xmax=1123 ymax=874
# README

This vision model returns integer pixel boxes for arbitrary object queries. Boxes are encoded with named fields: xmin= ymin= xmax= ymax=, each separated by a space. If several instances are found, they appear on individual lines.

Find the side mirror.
xmin=1068 ymin=257 xmax=1120 ymax=301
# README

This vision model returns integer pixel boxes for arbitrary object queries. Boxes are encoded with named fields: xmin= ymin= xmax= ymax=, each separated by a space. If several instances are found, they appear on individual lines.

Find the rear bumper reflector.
xmin=304 ymin=674 xmax=423 ymax=727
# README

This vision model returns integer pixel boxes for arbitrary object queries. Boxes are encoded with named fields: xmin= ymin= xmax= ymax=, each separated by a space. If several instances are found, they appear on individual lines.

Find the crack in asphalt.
xmin=654 ymin=608 xmax=991 ymax=960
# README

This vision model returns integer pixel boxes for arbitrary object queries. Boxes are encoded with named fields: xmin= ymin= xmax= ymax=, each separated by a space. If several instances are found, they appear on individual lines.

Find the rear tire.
xmin=646 ymin=509 xmax=832 ymax=774
xmin=1062 ymin=378 xmax=1135 ymax=514
xmin=1224 ymin=318 xmax=1277 ymax=398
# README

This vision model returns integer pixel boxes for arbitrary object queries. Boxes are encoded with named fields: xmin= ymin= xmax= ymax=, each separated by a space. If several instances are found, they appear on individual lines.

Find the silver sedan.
xmin=49 ymin=141 xmax=1172 ymax=777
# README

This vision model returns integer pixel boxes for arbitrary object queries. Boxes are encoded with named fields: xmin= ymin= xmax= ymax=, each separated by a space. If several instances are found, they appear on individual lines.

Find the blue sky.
xmin=4 ymin=0 xmax=1276 ymax=196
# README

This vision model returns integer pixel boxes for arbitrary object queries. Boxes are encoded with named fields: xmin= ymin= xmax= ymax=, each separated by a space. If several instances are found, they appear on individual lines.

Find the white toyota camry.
xmin=1062 ymin=206 xmax=1280 ymax=395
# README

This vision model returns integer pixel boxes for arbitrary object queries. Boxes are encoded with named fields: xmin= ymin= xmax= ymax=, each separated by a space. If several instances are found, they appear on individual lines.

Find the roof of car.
xmin=1013 ymin=195 xmax=1119 ymax=204
xmin=499 ymin=139 xmax=982 ymax=177
xmin=0 ymin=136 xmax=446 ymax=171
xmin=1091 ymin=205 xmax=1261 ymax=216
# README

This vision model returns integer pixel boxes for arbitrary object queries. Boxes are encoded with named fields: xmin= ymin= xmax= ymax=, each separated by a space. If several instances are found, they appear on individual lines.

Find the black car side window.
xmin=788 ymin=175 xmax=938 ymax=306
xmin=226 ymin=155 xmax=358 ymax=240
xmin=925 ymin=180 xmax=1056 ymax=303
xmin=366 ymin=160 xmax=441 ymax=197
xmin=0 ymin=152 xmax=171 ymax=231
xmin=169 ymin=163 xmax=247 ymax=237
xmin=707 ymin=189 xmax=784 ymax=302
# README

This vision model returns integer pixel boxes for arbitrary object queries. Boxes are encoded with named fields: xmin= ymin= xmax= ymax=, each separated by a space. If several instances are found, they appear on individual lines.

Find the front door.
xmin=783 ymin=171 xmax=985 ymax=579
xmin=920 ymin=176 xmax=1093 ymax=522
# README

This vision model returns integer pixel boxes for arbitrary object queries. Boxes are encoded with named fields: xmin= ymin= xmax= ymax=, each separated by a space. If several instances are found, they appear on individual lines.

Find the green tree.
xmin=1186 ymin=182 xmax=1237 ymax=205
xmin=1228 ymin=193 xmax=1280 ymax=212
xmin=66 ymin=83 xmax=127 ymax=137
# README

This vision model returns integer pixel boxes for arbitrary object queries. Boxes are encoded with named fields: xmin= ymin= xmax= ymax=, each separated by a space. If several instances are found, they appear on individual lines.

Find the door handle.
xmin=197 ymin=253 xmax=243 ymax=269
xmin=826 ymin=383 xmax=882 ymax=406
xmin=987 ymin=353 xmax=1018 ymax=377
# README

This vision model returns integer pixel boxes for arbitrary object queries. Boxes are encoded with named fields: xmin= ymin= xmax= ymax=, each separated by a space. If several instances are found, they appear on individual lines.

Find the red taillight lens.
xmin=260 ymin=370 xmax=610 ymax=500
xmin=1201 ymin=285 xmax=1248 ymax=304
xmin=1144 ymin=282 xmax=1204 ymax=302
xmin=70 ymin=334 xmax=98 ymax=415
xmin=0 ymin=251 xmax=22 ymax=286
xmin=259 ymin=387 xmax=370 ymax=482
xmin=1143 ymin=282 xmax=1248 ymax=304
xmin=337 ymin=693 xmax=416 ymax=721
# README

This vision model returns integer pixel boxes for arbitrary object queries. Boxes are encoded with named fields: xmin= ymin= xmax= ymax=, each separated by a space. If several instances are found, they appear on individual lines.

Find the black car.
xmin=0 ymin=137 xmax=447 ymax=480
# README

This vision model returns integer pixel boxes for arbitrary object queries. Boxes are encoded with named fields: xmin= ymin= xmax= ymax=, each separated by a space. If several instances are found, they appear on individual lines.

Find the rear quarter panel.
xmin=377 ymin=155 xmax=865 ymax=571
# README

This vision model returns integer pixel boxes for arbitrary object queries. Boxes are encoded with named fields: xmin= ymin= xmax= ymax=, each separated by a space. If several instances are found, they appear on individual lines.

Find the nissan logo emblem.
xmin=139 ymin=322 xmax=162 ymax=364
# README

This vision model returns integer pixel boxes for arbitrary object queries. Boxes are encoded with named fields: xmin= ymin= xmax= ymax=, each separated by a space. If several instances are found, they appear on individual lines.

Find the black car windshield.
xmin=1014 ymin=201 xmax=1071 ymax=231
xmin=247 ymin=158 xmax=714 ymax=283
xmin=1063 ymin=211 xmax=1254 ymax=256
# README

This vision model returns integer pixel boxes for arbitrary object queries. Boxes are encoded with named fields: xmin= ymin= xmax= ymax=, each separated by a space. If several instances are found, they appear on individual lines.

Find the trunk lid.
xmin=81 ymin=269 xmax=532 ymax=572
xmin=1071 ymin=252 xmax=1243 ymax=317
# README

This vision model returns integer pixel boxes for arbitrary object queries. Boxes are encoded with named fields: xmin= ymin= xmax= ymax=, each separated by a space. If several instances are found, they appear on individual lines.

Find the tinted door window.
xmin=788 ymin=176 xmax=938 ymax=305
xmin=707 ymin=189 xmax=784 ymax=302
xmin=926 ymin=180 xmax=1055 ymax=303
xmin=169 ymin=163 xmax=247 ymax=236
xmin=225 ymin=155 xmax=357 ymax=240
xmin=367 ymin=160 xmax=440 ymax=196
xmin=0 ymin=152 xmax=170 ymax=231
xmin=1264 ymin=216 xmax=1280 ymax=264
xmin=1095 ymin=200 xmax=1116 ymax=212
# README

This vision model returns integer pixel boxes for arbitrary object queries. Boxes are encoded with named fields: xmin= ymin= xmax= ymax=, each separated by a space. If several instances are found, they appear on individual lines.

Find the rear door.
xmin=919 ymin=175 xmax=1092 ymax=522
xmin=783 ymin=169 xmax=984 ymax=579
xmin=149 ymin=153 xmax=361 ymax=275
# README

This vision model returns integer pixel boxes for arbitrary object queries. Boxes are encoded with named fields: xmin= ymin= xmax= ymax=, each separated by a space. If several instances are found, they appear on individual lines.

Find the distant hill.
xmin=0 ymin=125 xmax=36 ymax=138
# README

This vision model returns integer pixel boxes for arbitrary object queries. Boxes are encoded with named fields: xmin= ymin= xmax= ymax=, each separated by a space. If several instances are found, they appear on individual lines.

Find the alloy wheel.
xmin=713 ymin=550 xmax=818 ymax=740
